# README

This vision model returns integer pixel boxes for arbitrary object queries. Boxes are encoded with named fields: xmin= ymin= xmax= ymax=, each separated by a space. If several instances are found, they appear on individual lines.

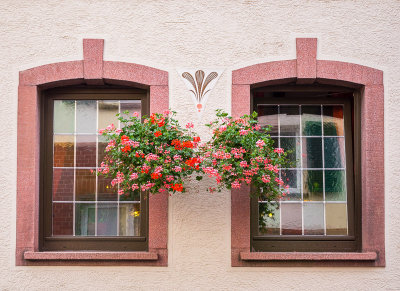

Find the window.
xmin=250 ymin=85 xmax=360 ymax=252
xmin=231 ymin=38 xmax=384 ymax=266
xmin=41 ymin=88 xmax=149 ymax=251
xmin=17 ymin=39 xmax=168 ymax=265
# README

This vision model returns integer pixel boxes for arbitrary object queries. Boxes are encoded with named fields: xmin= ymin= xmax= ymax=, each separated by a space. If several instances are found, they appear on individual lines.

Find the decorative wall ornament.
xmin=178 ymin=69 xmax=223 ymax=114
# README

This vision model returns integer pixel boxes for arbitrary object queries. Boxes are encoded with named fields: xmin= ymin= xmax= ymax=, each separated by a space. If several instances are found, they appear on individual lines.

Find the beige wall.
xmin=1 ymin=0 xmax=399 ymax=289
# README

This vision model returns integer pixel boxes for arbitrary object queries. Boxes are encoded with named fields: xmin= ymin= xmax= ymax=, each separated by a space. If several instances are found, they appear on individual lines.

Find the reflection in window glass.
xmin=257 ymin=105 xmax=278 ymax=136
xmin=54 ymin=100 xmax=75 ymax=134
xmin=257 ymin=103 xmax=348 ymax=236
xmin=119 ymin=203 xmax=141 ymax=236
xmin=52 ymin=99 xmax=142 ymax=237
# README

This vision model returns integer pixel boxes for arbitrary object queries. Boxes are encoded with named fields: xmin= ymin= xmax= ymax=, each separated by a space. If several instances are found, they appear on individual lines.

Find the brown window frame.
xmin=40 ymin=87 xmax=150 ymax=252
xmin=250 ymin=84 xmax=361 ymax=252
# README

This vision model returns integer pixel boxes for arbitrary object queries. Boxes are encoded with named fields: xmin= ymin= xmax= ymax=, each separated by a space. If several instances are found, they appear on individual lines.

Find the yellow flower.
xmin=268 ymin=213 xmax=273 ymax=217
xmin=130 ymin=210 xmax=140 ymax=217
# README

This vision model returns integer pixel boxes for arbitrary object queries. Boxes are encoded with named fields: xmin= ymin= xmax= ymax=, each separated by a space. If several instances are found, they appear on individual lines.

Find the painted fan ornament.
xmin=178 ymin=69 xmax=223 ymax=114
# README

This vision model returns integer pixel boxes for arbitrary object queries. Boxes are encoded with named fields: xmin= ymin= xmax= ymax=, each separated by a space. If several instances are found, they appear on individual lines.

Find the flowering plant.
xmin=97 ymin=111 xmax=202 ymax=196
xmin=200 ymin=110 xmax=290 ymax=203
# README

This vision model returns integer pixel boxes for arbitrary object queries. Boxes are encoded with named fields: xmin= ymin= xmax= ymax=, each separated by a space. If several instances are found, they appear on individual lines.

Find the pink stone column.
xmin=231 ymin=85 xmax=250 ymax=118
xmin=296 ymin=38 xmax=317 ymax=84
xmin=16 ymin=85 xmax=40 ymax=266
xmin=150 ymin=85 xmax=169 ymax=114
xmin=361 ymin=84 xmax=385 ymax=266
xmin=83 ymin=39 xmax=104 ymax=85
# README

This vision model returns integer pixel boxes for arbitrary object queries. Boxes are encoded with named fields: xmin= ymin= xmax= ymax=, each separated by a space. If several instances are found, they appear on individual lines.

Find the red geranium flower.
xmin=121 ymin=145 xmax=131 ymax=153
xmin=154 ymin=131 xmax=162 ymax=137
xmin=182 ymin=141 xmax=193 ymax=148
xmin=172 ymin=183 xmax=183 ymax=192
xmin=151 ymin=172 xmax=162 ymax=180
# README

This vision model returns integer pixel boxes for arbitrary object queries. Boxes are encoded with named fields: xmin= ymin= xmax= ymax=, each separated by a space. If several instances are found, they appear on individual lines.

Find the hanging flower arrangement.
xmin=199 ymin=110 xmax=290 ymax=202
xmin=97 ymin=109 xmax=290 ymax=208
xmin=97 ymin=111 xmax=202 ymax=196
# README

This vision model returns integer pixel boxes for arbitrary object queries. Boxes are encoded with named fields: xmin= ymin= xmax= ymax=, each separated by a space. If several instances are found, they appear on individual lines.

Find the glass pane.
xmin=302 ymin=105 xmax=322 ymax=136
xmin=97 ymin=203 xmax=118 ymax=236
xmin=303 ymin=203 xmax=324 ymax=235
xmin=75 ymin=169 xmax=96 ymax=201
xmin=258 ymin=203 xmax=280 ymax=235
xmin=270 ymin=137 xmax=278 ymax=148
xmin=53 ymin=168 xmax=74 ymax=201
xmin=303 ymin=170 xmax=323 ymax=201
xmin=119 ymin=203 xmax=141 ymax=236
xmin=98 ymin=101 xmax=119 ymax=130
xmin=280 ymin=170 xmax=301 ymax=201
xmin=280 ymin=137 xmax=300 ymax=168
xmin=52 ymin=203 xmax=73 ymax=235
xmin=53 ymin=135 xmax=74 ymax=167
xmin=75 ymin=203 xmax=95 ymax=236
xmin=280 ymin=105 xmax=300 ymax=136
xmin=324 ymin=137 xmax=345 ymax=168
xmin=325 ymin=170 xmax=347 ymax=201
xmin=257 ymin=105 xmax=278 ymax=136
xmin=76 ymin=135 xmax=97 ymax=167
xmin=120 ymin=100 xmax=142 ymax=122
xmin=120 ymin=190 xmax=141 ymax=202
xmin=326 ymin=203 xmax=348 ymax=235
xmin=323 ymin=105 xmax=344 ymax=136
xmin=76 ymin=100 xmax=97 ymax=134
xmin=98 ymin=135 xmax=108 ymax=165
xmin=302 ymin=137 xmax=322 ymax=168
xmin=98 ymin=175 xmax=117 ymax=201
xmin=54 ymin=100 xmax=75 ymax=134
xmin=281 ymin=203 xmax=302 ymax=235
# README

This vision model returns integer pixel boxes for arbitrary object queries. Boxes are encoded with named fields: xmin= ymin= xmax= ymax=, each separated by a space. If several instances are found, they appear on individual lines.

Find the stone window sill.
xmin=24 ymin=251 xmax=158 ymax=261
xmin=240 ymin=251 xmax=377 ymax=261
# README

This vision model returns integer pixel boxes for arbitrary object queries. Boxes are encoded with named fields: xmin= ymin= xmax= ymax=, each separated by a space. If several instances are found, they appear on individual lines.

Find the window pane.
xmin=76 ymin=135 xmax=97 ymax=167
xmin=281 ymin=203 xmax=302 ymax=235
xmin=54 ymin=135 xmax=74 ymax=167
xmin=303 ymin=203 xmax=324 ymax=235
xmin=280 ymin=137 xmax=300 ymax=168
xmin=257 ymin=105 xmax=278 ymax=136
xmin=53 ymin=168 xmax=74 ymax=201
xmin=302 ymin=105 xmax=322 ymax=136
xmin=119 ymin=190 xmax=141 ymax=202
xmin=119 ymin=203 xmax=141 ymax=236
xmin=281 ymin=169 xmax=301 ymax=201
xmin=324 ymin=137 xmax=345 ymax=168
xmin=120 ymin=100 xmax=141 ymax=122
xmin=97 ymin=203 xmax=118 ymax=236
xmin=258 ymin=203 xmax=280 ymax=235
xmin=53 ymin=203 xmax=73 ymax=235
xmin=98 ymin=175 xmax=117 ymax=201
xmin=280 ymin=105 xmax=300 ymax=136
xmin=54 ymin=100 xmax=75 ymax=134
xmin=270 ymin=137 xmax=278 ymax=148
xmin=302 ymin=137 xmax=322 ymax=168
xmin=325 ymin=170 xmax=347 ymax=201
xmin=76 ymin=100 xmax=97 ymax=134
xmin=303 ymin=170 xmax=323 ymax=201
xmin=75 ymin=203 xmax=96 ymax=236
xmin=326 ymin=203 xmax=348 ymax=235
xmin=323 ymin=105 xmax=344 ymax=136
xmin=98 ymin=135 xmax=108 ymax=165
xmin=98 ymin=101 xmax=119 ymax=130
xmin=75 ymin=169 xmax=96 ymax=201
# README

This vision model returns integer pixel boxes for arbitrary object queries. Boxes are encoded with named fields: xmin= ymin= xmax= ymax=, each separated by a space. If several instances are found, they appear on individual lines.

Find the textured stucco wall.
xmin=1 ymin=0 xmax=400 ymax=289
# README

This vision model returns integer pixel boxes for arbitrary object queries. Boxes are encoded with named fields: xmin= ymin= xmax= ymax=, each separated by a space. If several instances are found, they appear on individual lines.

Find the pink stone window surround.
xmin=17 ymin=39 xmax=169 ymax=266
xmin=231 ymin=38 xmax=385 ymax=267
